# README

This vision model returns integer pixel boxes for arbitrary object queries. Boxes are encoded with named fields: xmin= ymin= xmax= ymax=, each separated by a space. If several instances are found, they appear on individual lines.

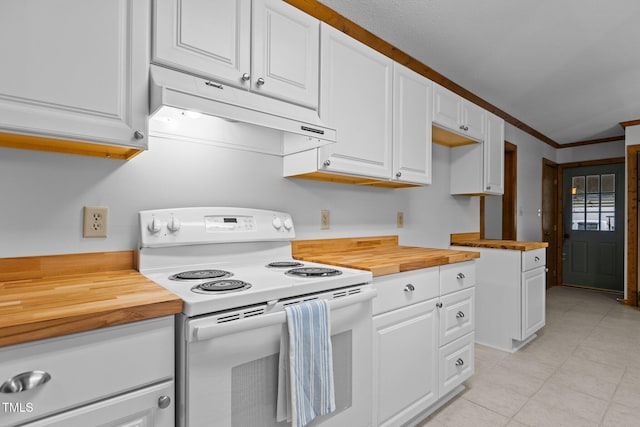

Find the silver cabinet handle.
xmin=205 ymin=81 xmax=223 ymax=89
xmin=436 ymin=302 xmax=443 ymax=308
xmin=456 ymin=311 xmax=465 ymax=319
xmin=396 ymin=172 xmax=402 ymax=178
xmin=158 ymin=395 xmax=171 ymax=409
xmin=535 ymin=256 xmax=540 ymax=262
xmin=455 ymin=358 xmax=464 ymax=367
xmin=464 ymin=126 xmax=469 ymax=131
xmin=323 ymin=160 xmax=331 ymax=167
xmin=486 ymin=186 xmax=491 ymax=190
xmin=256 ymin=77 xmax=265 ymax=86
xmin=241 ymin=73 xmax=250 ymax=81
xmin=0 ymin=371 xmax=51 ymax=393
xmin=459 ymin=125 xmax=465 ymax=130
xmin=133 ymin=130 xmax=145 ymax=140
xmin=456 ymin=273 xmax=465 ymax=279
xmin=404 ymin=284 xmax=415 ymax=292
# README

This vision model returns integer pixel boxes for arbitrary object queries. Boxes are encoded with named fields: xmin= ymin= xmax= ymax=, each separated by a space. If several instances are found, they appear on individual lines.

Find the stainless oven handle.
xmin=188 ymin=288 xmax=377 ymax=343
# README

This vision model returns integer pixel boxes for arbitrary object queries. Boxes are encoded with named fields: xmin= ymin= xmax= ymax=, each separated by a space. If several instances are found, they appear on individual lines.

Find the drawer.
xmin=373 ymin=267 xmax=440 ymax=315
xmin=522 ymin=248 xmax=546 ymax=271
xmin=439 ymin=332 xmax=474 ymax=398
xmin=439 ymin=261 xmax=475 ymax=296
xmin=0 ymin=316 xmax=174 ymax=426
xmin=439 ymin=287 xmax=474 ymax=346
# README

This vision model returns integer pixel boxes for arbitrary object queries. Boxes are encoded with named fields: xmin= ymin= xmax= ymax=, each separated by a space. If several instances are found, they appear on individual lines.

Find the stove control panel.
xmin=139 ymin=207 xmax=295 ymax=247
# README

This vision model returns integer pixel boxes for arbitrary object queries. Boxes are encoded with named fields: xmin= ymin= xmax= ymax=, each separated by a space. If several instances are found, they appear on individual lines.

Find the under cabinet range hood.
xmin=149 ymin=65 xmax=336 ymax=155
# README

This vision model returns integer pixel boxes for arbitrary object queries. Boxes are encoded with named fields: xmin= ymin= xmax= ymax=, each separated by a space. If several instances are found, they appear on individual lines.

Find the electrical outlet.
xmin=321 ymin=209 xmax=330 ymax=230
xmin=83 ymin=206 xmax=108 ymax=238
xmin=397 ymin=211 xmax=404 ymax=228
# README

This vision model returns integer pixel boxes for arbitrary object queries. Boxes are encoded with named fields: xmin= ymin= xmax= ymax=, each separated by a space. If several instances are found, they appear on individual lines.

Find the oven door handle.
xmin=188 ymin=288 xmax=377 ymax=342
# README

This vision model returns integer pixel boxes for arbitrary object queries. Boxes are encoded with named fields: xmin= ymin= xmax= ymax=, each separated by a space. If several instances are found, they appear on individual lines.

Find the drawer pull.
xmin=456 ymin=273 xmax=465 ymax=280
xmin=535 ymin=256 xmax=540 ymax=262
xmin=456 ymin=311 xmax=465 ymax=319
xmin=404 ymin=284 xmax=415 ymax=292
xmin=158 ymin=395 xmax=171 ymax=409
xmin=455 ymin=358 xmax=464 ymax=367
xmin=436 ymin=302 xmax=443 ymax=308
xmin=0 ymin=371 xmax=51 ymax=393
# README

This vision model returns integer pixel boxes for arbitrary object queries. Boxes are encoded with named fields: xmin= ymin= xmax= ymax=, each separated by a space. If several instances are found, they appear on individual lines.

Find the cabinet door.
xmin=252 ymin=0 xmax=319 ymax=108
xmin=392 ymin=63 xmax=432 ymax=185
xmin=461 ymin=101 xmax=486 ymax=142
xmin=0 ymin=0 xmax=149 ymax=148
xmin=22 ymin=382 xmax=174 ymax=427
xmin=432 ymin=84 xmax=461 ymax=131
xmin=373 ymin=300 xmax=438 ymax=427
xmin=521 ymin=267 xmax=546 ymax=339
xmin=153 ymin=0 xmax=251 ymax=87
xmin=319 ymin=24 xmax=393 ymax=179
xmin=484 ymin=112 xmax=505 ymax=195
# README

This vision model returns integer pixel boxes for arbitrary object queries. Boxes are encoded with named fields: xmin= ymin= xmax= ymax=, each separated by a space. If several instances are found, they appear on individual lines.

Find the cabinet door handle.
xmin=158 ymin=395 xmax=171 ymax=409
xmin=535 ymin=256 xmax=540 ymax=262
xmin=404 ymin=284 xmax=415 ymax=292
xmin=436 ymin=302 xmax=443 ymax=308
xmin=241 ymin=73 xmax=251 ymax=81
xmin=456 ymin=273 xmax=466 ymax=279
xmin=0 ymin=371 xmax=51 ymax=393
xmin=456 ymin=311 xmax=465 ymax=319
xmin=256 ymin=77 xmax=265 ymax=86
xmin=205 ymin=81 xmax=224 ymax=90
xmin=455 ymin=358 xmax=464 ymax=367
xmin=396 ymin=172 xmax=402 ymax=178
xmin=323 ymin=160 xmax=331 ymax=167
xmin=459 ymin=125 xmax=465 ymax=130
xmin=133 ymin=130 xmax=145 ymax=140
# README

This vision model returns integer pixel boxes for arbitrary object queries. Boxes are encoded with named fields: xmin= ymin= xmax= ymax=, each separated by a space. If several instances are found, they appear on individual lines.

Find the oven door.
xmin=178 ymin=288 xmax=375 ymax=427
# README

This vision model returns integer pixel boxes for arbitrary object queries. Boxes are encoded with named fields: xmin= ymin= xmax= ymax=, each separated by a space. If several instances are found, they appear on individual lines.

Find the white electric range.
xmin=137 ymin=207 xmax=375 ymax=427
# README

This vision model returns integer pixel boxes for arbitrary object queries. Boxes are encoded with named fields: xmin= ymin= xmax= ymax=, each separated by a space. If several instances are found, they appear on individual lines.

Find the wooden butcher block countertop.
xmin=450 ymin=232 xmax=549 ymax=251
xmin=0 ymin=251 xmax=182 ymax=348
xmin=292 ymin=236 xmax=479 ymax=277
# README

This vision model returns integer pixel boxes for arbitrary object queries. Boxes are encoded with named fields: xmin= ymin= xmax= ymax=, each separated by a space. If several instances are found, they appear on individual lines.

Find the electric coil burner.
xmin=266 ymin=261 xmax=305 ymax=268
xmin=191 ymin=279 xmax=252 ymax=294
xmin=285 ymin=267 xmax=343 ymax=277
xmin=169 ymin=269 xmax=233 ymax=281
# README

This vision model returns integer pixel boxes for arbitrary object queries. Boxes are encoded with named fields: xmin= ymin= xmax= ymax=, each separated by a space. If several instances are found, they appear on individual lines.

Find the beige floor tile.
xmin=600 ymin=402 xmax=638 ymax=427
xmin=546 ymin=356 xmax=624 ymax=400
xmin=517 ymin=381 xmax=609 ymax=425
xmin=461 ymin=381 xmax=528 ymax=418
xmin=611 ymin=368 xmax=640 ymax=410
xmin=514 ymin=397 xmax=599 ymax=427
xmin=504 ymin=421 xmax=528 ymax=427
xmin=468 ymin=366 xmax=546 ymax=398
xmin=426 ymin=398 xmax=509 ymax=427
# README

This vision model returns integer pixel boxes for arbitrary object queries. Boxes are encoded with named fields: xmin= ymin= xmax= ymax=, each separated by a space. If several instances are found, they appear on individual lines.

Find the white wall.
xmin=0 ymin=135 xmax=478 ymax=258
xmin=556 ymin=140 xmax=625 ymax=164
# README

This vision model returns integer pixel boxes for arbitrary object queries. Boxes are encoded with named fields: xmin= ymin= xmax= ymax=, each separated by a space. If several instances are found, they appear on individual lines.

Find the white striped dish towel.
xmin=276 ymin=299 xmax=336 ymax=427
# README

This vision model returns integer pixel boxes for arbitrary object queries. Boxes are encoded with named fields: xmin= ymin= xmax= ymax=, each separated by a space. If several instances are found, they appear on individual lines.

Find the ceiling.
xmin=317 ymin=0 xmax=640 ymax=145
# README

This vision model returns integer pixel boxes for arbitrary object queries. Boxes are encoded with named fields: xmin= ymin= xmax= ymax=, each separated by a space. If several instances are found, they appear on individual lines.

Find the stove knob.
xmin=272 ymin=217 xmax=283 ymax=230
xmin=148 ymin=217 xmax=163 ymax=234
xmin=283 ymin=217 xmax=293 ymax=230
xmin=167 ymin=216 xmax=181 ymax=232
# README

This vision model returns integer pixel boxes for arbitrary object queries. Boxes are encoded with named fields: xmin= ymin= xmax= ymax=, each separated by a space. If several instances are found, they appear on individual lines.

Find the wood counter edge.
xmin=451 ymin=240 xmax=549 ymax=251
xmin=0 ymin=298 xmax=183 ymax=348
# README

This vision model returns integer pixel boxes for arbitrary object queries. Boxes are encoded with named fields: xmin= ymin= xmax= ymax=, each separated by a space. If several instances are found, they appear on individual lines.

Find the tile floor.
xmin=418 ymin=286 xmax=640 ymax=427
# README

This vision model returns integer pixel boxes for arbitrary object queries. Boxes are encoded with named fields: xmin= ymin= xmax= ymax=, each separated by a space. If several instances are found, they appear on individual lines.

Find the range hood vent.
xmin=149 ymin=65 xmax=336 ymax=154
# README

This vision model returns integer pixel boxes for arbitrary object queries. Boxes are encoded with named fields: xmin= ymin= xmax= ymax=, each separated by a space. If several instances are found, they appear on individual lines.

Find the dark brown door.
xmin=542 ymin=159 xmax=558 ymax=288
xmin=502 ymin=142 xmax=517 ymax=240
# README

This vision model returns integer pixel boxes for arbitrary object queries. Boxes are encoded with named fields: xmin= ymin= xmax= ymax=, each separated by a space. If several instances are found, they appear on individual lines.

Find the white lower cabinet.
xmin=451 ymin=246 xmax=546 ymax=352
xmin=372 ymin=262 xmax=475 ymax=426
xmin=0 ymin=316 xmax=175 ymax=426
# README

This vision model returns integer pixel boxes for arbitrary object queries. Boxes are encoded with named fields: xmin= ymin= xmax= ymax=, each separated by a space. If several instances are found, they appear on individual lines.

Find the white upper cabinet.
xmin=317 ymin=23 xmax=393 ymax=180
xmin=392 ymin=64 xmax=432 ymax=185
xmin=153 ymin=0 xmax=319 ymax=108
xmin=450 ymin=111 xmax=504 ymax=195
xmin=0 ymin=0 xmax=150 ymax=149
xmin=433 ymin=83 xmax=485 ymax=142
xmin=484 ymin=112 xmax=505 ymax=194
